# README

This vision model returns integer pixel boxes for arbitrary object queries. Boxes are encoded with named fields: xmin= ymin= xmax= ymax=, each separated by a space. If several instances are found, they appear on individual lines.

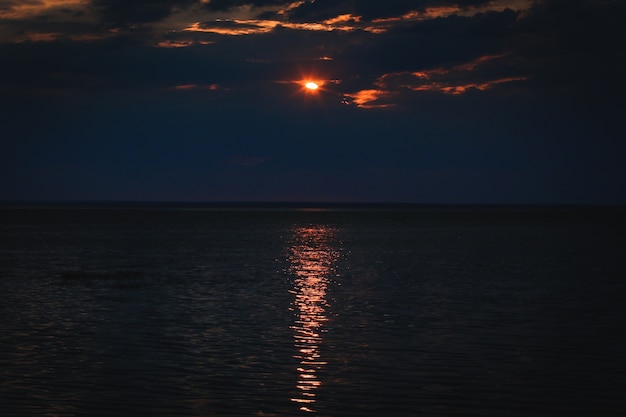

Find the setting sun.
xmin=305 ymin=81 xmax=319 ymax=90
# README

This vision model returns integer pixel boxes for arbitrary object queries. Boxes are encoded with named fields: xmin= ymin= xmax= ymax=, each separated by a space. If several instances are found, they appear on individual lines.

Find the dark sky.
xmin=1 ymin=0 xmax=625 ymax=204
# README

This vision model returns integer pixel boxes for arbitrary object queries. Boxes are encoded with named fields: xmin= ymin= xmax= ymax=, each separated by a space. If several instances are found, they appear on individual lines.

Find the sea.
xmin=1 ymin=203 xmax=625 ymax=417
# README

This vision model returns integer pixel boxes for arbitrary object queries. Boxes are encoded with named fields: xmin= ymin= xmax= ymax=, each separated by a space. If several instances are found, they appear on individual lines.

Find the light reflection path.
xmin=288 ymin=225 xmax=340 ymax=413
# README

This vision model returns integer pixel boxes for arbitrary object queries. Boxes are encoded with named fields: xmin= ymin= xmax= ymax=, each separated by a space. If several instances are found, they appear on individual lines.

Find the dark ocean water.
xmin=1 ymin=205 xmax=625 ymax=417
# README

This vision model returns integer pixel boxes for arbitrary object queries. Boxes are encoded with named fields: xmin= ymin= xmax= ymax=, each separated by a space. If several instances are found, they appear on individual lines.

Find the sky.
xmin=1 ymin=0 xmax=625 ymax=204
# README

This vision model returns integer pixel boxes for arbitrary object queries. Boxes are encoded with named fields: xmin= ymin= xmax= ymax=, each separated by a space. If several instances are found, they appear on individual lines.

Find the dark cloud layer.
xmin=92 ymin=0 xmax=199 ymax=26
xmin=288 ymin=0 xmax=493 ymax=21
xmin=203 ymin=0 xmax=284 ymax=11
xmin=3 ymin=1 xmax=624 ymax=105
xmin=202 ymin=0 xmax=494 ymax=20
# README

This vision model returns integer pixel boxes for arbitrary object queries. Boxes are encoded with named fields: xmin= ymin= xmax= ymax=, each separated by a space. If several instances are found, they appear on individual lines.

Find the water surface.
xmin=1 ymin=205 xmax=625 ymax=416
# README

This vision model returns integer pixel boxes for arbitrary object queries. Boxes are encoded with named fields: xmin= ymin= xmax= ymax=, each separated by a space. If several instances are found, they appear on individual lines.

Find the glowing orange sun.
xmin=305 ymin=81 xmax=319 ymax=90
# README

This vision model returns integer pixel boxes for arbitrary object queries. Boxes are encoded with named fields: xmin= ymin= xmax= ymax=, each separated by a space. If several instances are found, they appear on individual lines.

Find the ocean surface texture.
xmin=1 ymin=205 xmax=625 ymax=416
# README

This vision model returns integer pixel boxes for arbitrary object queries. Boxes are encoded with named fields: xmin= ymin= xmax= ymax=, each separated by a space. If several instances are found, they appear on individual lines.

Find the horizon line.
xmin=1 ymin=200 xmax=625 ymax=209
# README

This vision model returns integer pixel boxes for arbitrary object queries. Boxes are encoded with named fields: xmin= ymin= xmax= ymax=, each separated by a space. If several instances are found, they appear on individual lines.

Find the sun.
xmin=304 ymin=81 xmax=319 ymax=90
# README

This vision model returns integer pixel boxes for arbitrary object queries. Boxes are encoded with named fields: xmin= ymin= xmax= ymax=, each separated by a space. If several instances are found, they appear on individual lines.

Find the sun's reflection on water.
xmin=288 ymin=225 xmax=339 ymax=413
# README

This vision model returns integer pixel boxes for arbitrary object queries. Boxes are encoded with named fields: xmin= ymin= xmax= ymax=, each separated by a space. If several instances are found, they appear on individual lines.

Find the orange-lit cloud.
xmin=183 ymin=19 xmax=366 ymax=36
xmin=454 ymin=53 xmax=510 ymax=72
xmin=176 ymin=1 xmax=534 ymax=38
xmin=346 ymin=53 xmax=528 ymax=108
xmin=172 ymin=83 xmax=220 ymax=91
xmin=1 ymin=0 xmax=535 ymax=46
xmin=15 ymin=29 xmax=118 ymax=43
xmin=276 ymin=1 xmax=306 ymax=16
xmin=323 ymin=14 xmax=361 ymax=25
xmin=0 ymin=0 xmax=88 ymax=19
xmin=342 ymin=89 xmax=396 ymax=109
xmin=156 ymin=40 xmax=194 ymax=48
xmin=16 ymin=32 xmax=62 ymax=43
xmin=155 ymin=39 xmax=213 ymax=48
xmin=184 ymin=20 xmax=274 ymax=35
xmin=371 ymin=7 xmax=458 ymax=24
xmin=407 ymin=77 xmax=528 ymax=95
xmin=367 ymin=1 xmax=533 ymax=33
xmin=374 ymin=53 xmax=528 ymax=95
xmin=1 ymin=0 xmax=115 ymax=43
xmin=274 ymin=19 xmax=360 ymax=32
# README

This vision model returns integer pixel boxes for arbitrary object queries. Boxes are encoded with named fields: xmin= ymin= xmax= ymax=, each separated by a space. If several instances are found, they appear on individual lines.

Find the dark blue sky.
xmin=1 ymin=0 xmax=625 ymax=204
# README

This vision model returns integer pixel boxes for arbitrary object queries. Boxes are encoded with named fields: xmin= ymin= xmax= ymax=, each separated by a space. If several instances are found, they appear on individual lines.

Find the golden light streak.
xmin=288 ymin=225 xmax=339 ymax=413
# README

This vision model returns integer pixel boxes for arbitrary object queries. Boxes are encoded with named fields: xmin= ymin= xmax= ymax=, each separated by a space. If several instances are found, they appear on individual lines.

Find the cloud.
xmin=202 ymin=0 xmax=287 ymax=11
xmin=0 ymin=1 xmax=90 ymax=30
xmin=91 ymin=0 xmax=200 ymax=27
xmin=333 ymin=1 xmax=625 ymax=109
xmin=0 ymin=0 xmax=95 ymax=42
xmin=183 ymin=15 xmax=367 ymax=36
xmin=0 ymin=2 xmax=527 ymax=107
xmin=342 ymin=53 xmax=528 ymax=108
xmin=0 ymin=1 xmax=58 ymax=19
xmin=184 ymin=19 xmax=275 ymax=35
xmin=2 ymin=0 xmax=624 ymax=115
xmin=342 ymin=89 xmax=396 ymax=109
xmin=285 ymin=0 xmax=500 ymax=22
xmin=331 ymin=8 xmax=520 ymax=94
xmin=171 ymin=83 xmax=221 ymax=90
